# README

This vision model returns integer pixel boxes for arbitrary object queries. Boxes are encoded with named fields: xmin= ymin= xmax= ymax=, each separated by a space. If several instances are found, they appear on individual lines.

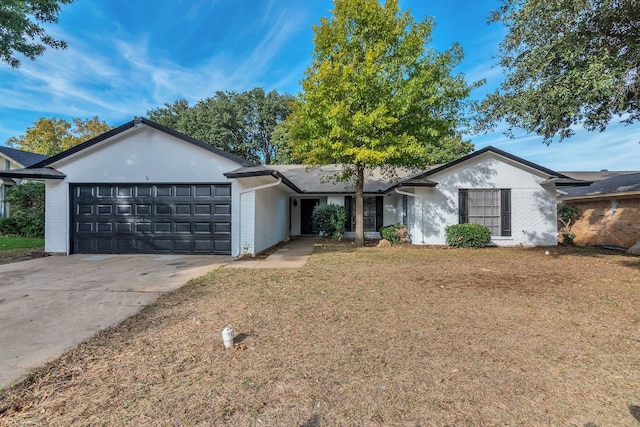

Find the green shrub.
xmin=4 ymin=182 xmax=45 ymax=238
xmin=0 ymin=217 xmax=18 ymax=236
xmin=445 ymin=223 xmax=491 ymax=248
xmin=557 ymin=204 xmax=580 ymax=246
xmin=312 ymin=204 xmax=347 ymax=240
xmin=379 ymin=223 xmax=410 ymax=245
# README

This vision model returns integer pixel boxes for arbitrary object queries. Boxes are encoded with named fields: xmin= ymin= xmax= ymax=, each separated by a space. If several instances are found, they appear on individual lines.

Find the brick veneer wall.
xmin=565 ymin=197 xmax=640 ymax=247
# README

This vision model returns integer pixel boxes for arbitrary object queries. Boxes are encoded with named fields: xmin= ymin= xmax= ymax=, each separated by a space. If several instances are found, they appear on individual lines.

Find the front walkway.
xmin=227 ymin=237 xmax=320 ymax=269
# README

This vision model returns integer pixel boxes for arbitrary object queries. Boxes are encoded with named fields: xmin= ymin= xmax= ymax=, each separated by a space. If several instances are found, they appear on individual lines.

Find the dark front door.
xmin=71 ymin=183 xmax=232 ymax=254
xmin=300 ymin=199 xmax=319 ymax=235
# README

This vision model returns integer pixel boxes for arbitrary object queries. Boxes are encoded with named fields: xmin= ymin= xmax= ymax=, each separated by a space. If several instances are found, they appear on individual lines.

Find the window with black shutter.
xmin=500 ymin=189 xmax=511 ymax=236
xmin=344 ymin=196 xmax=384 ymax=232
xmin=458 ymin=189 xmax=511 ymax=236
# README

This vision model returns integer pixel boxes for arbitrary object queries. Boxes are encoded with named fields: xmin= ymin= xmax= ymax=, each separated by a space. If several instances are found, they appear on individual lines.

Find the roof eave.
xmin=224 ymin=169 xmax=303 ymax=194
xmin=561 ymin=191 xmax=640 ymax=201
xmin=0 ymin=167 xmax=66 ymax=180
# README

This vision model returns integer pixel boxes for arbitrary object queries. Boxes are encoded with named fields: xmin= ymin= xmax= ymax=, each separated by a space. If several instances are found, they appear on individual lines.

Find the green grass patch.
xmin=0 ymin=236 xmax=45 ymax=251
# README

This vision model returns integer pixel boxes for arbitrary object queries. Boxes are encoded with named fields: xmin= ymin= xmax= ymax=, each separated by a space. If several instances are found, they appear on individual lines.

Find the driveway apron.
xmin=0 ymin=254 xmax=231 ymax=389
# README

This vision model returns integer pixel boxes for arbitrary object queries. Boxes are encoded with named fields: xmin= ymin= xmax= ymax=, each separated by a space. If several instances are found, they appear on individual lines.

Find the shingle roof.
xmin=409 ymin=146 xmax=589 ymax=186
xmin=0 ymin=146 xmax=49 ymax=167
xmin=561 ymin=172 xmax=640 ymax=199
xmin=559 ymin=171 xmax=639 ymax=182
xmin=226 ymin=164 xmax=434 ymax=194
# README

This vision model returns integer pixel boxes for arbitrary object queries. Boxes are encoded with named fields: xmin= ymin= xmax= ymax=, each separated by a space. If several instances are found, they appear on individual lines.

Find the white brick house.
xmin=0 ymin=118 xmax=588 ymax=256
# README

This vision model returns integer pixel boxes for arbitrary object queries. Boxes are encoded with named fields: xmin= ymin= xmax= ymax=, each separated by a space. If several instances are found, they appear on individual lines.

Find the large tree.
xmin=478 ymin=0 xmax=640 ymax=142
xmin=147 ymin=88 xmax=294 ymax=164
xmin=7 ymin=116 xmax=113 ymax=156
xmin=0 ymin=0 xmax=74 ymax=68
xmin=287 ymin=0 xmax=475 ymax=247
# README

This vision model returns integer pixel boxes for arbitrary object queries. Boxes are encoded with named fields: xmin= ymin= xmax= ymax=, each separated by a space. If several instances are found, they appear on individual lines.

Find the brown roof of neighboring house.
xmin=561 ymin=172 xmax=640 ymax=200
xmin=559 ymin=171 xmax=639 ymax=182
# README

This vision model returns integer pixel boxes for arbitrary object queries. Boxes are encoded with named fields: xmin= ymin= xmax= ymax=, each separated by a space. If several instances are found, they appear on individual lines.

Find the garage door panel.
xmin=136 ymin=186 xmax=153 ymax=197
xmin=117 ymin=186 xmax=133 ymax=197
xmin=213 ymin=239 xmax=231 ymax=252
xmin=155 ymin=204 xmax=172 ymax=215
xmin=214 ymin=186 xmax=231 ymax=197
xmin=116 ymin=238 xmax=135 ymax=251
xmin=72 ymin=184 xmax=231 ymax=254
xmin=194 ymin=204 xmax=211 ymax=215
xmin=214 ymin=204 xmax=231 ymax=215
xmin=97 ymin=223 xmax=112 ymax=233
xmin=175 ymin=204 xmax=191 ymax=215
xmin=214 ymin=222 xmax=231 ymax=234
xmin=156 ymin=186 xmax=172 ymax=197
xmin=96 ymin=239 xmax=113 ymax=252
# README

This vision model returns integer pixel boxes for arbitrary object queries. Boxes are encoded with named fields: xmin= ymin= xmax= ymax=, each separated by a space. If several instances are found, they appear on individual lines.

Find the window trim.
xmin=459 ymin=189 xmax=511 ymax=237
xmin=344 ymin=195 xmax=384 ymax=232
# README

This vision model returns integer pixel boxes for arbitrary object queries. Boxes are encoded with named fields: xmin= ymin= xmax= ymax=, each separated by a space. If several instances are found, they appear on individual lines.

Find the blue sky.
xmin=0 ymin=0 xmax=638 ymax=170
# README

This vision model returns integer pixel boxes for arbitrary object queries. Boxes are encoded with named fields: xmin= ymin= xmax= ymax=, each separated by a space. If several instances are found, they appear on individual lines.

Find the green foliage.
xmin=0 ymin=0 xmax=74 ymax=68
xmin=287 ymin=0 xmax=476 ymax=247
xmin=147 ymin=88 xmax=294 ymax=164
xmin=445 ymin=223 xmax=491 ymax=248
xmin=312 ymin=204 xmax=347 ymax=240
xmin=477 ymin=0 xmax=640 ymax=142
xmin=558 ymin=203 xmax=580 ymax=245
xmin=6 ymin=116 xmax=113 ymax=156
xmin=2 ymin=182 xmax=45 ymax=237
xmin=380 ymin=224 xmax=410 ymax=245
xmin=0 ymin=236 xmax=44 ymax=251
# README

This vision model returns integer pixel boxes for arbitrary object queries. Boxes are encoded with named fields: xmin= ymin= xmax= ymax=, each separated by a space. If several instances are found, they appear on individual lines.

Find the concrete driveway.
xmin=0 ymin=254 xmax=232 ymax=389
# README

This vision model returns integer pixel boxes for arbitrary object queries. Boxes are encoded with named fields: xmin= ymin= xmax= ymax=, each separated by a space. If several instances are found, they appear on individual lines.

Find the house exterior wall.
xmin=45 ymin=126 xmax=244 ymax=255
xmin=237 ymin=188 xmax=256 ymax=256
xmin=253 ymin=186 xmax=289 ymax=254
xmin=44 ymin=180 xmax=69 ymax=253
xmin=0 ymin=155 xmax=23 ymax=171
xmin=52 ymin=127 xmax=240 ymax=183
xmin=565 ymin=197 xmax=640 ymax=247
xmin=408 ymin=153 xmax=558 ymax=246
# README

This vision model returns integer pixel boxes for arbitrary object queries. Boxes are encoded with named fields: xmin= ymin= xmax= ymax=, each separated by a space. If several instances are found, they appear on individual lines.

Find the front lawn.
xmin=0 ymin=236 xmax=44 ymax=251
xmin=1 ymin=245 xmax=639 ymax=425
xmin=0 ymin=236 xmax=46 ymax=265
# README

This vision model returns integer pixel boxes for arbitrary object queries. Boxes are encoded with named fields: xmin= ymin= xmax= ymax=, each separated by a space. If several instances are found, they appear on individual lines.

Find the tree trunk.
xmin=355 ymin=164 xmax=365 ymax=248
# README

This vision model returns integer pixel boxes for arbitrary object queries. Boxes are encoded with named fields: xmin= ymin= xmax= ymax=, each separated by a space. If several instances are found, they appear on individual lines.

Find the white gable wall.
xmin=409 ymin=153 xmax=557 ymax=246
xmin=45 ymin=126 xmax=245 ymax=254
xmin=52 ymin=127 xmax=240 ymax=183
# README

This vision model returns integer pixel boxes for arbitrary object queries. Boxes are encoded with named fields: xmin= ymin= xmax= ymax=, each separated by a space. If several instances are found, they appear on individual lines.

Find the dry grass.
xmin=1 ymin=245 xmax=639 ymax=426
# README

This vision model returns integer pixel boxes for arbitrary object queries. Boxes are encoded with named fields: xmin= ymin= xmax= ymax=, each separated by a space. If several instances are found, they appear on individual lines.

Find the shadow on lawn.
xmin=300 ymin=414 xmax=320 ymax=427
xmin=630 ymin=405 xmax=640 ymax=423
xmin=233 ymin=333 xmax=249 ymax=344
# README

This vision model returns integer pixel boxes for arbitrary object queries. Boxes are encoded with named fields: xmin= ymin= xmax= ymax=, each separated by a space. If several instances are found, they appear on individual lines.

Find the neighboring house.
xmin=0 ymin=118 xmax=587 ymax=256
xmin=559 ymin=171 xmax=640 ymax=247
xmin=0 ymin=146 xmax=49 ymax=218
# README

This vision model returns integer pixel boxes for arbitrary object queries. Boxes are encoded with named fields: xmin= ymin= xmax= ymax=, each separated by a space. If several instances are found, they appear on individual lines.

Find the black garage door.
xmin=71 ymin=184 xmax=231 ymax=254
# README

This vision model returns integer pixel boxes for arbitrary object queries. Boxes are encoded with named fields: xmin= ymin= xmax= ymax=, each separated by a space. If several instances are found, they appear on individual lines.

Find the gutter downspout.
xmin=237 ymin=177 xmax=282 ymax=256
xmin=395 ymin=188 xmax=424 ymax=244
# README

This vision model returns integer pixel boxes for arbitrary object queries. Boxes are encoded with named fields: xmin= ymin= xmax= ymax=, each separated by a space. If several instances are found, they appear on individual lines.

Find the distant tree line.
xmin=6 ymin=116 xmax=113 ymax=156
xmin=147 ymin=88 xmax=294 ymax=164
xmin=5 ymin=88 xmax=295 ymax=164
